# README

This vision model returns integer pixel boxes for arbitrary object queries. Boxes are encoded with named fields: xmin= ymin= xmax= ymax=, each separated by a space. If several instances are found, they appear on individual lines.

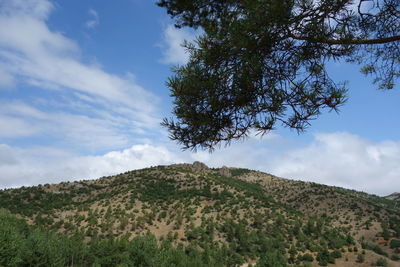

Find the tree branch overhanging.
xmin=157 ymin=0 xmax=400 ymax=150
xmin=289 ymin=33 xmax=400 ymax=45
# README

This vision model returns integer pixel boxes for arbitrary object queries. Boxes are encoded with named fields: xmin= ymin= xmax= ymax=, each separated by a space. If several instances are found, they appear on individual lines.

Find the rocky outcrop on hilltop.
xmin=192 ymin=161 xmax=208 ymax=170
xmin=385 ymin=192 xmax=400 ymax=201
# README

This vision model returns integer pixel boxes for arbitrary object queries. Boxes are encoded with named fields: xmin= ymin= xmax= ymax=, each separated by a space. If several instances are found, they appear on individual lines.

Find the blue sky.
xmin=0 ymin=0 xmax=399 ymax=195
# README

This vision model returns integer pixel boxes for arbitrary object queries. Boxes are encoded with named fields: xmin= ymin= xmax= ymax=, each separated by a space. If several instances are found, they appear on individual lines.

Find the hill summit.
xmin=1 ymin=163 xmax=399 ymax=266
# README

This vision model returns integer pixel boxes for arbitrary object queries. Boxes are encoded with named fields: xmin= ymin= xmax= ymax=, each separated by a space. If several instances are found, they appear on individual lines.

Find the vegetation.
xmin=0 ymin=209 xmax=227 ymax=266
xmin=0 ymin=163 xmax=399 ymax=266
xmin=157 ymin=0 xmax=400 ymax=150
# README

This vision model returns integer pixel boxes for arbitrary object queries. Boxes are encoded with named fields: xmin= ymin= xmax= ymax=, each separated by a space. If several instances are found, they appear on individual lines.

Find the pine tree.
xmin=158 ymin=0 xmax=400 ymax=150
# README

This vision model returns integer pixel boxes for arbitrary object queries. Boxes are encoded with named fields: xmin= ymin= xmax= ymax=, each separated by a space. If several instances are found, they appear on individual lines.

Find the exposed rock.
xmin=192 ymin=161 xmax=208 ymax=170
xmin=219 ymin=166 xmax=231 ymax=177
xmin=385 ymin=192 xmax=400 ymax=201
xmin=74 ymin=183 xmax=84 ymax=189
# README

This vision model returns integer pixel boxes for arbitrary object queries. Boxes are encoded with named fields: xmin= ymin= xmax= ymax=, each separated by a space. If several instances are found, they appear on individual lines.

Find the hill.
xmin=0 ymin=163 xmax=399 ymax=266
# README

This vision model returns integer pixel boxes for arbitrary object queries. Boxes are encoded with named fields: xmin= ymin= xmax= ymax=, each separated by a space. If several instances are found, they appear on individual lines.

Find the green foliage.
xmin=390 ymin=239 xmax=400 ymax=249
xmin=212 ymin=174 xmax=276 ymax=206
xmin=375 ymin=257 xmax=388 ymax=267
xmin=356 ymin=253 xmax=365 ymax=263
xmin=158 ymin=0 xmax=400 ymax=150
xmin=362 ymin=241 xmax=389 ymax=257
xmin=229 ymin=168 xmax=252 ymax=177
xmin=331 ymin=249 xmax=342 ymax=259
xmin=316 ymin=249 xmax=336 ymax=266
xmin=0 ymin=188 xmax=73 ymax=216
xmin=256 ymin=250 xmax=287 ymax=267
xmin=0 ymin=210 xmax=228 ymax=266
xmin=0 ymin=209 xmax=25 ymax=266
xmin=391 ymin=254 xmax=400 ymax=261
xmin=0 ymin=165 xmax=397 ymax=267
xmin=298 ymin=253 xmax=314 ymax=262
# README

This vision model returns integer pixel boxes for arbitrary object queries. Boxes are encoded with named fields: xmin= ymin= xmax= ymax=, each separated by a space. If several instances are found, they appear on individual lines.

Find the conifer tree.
xmin=158 ymin=0 xmax=400 ymax=150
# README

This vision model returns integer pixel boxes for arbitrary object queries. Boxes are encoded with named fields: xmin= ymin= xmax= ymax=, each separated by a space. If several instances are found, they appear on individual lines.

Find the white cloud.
xmin=0 ymin=0 xmax=157 ymax=111
xmin=0 ymin=143 xmax=184 ymax=188
xmin=1 ymin=132 xmax=399 ymax=196
xmin=85 ymin=8 xmax=99 ymax=29
xmin=189 ymin=132 xmax=282 ymax=169
xmin=0 ymin=144 xmax=18 ymax=166
xmin=267 ymin=132 xmax=400 ymax=196
xmin=0 ymin=115 xmax=39 ymax=138
xmin=0 ymin=0 xmax=160 ymax=151
xmin=0 ymin=0 xmax=53 ymax=20
xmin=78 ymin=144 xmax=184 ymax=178
xmin=160 ymin=24 xmax=197 ymax=65
xmin=185 ymin=132 xmax=400 ymax=196
xmin=0 ymin=100 xmax=156 ymax=151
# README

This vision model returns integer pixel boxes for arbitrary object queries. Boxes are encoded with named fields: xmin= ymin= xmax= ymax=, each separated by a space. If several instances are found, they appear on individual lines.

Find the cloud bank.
xmin=0 ymin=143 xmax=183 ymax=188
xmin=268 ymin=132 xmax=400 ymax=196
xmin=1 ymin=132 xmax=399 ymax=196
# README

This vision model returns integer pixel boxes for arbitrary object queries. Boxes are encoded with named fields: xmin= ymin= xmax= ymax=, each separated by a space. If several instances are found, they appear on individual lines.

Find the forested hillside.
xmin=1 ymin=163 xmax=399 ymax=266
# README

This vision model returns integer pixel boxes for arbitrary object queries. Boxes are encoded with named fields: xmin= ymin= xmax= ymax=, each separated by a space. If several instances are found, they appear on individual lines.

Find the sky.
xmin=0 ymin=0 xmax=399 ymax=196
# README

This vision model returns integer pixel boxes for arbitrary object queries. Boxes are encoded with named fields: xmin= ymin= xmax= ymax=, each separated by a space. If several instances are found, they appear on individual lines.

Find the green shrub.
xmin=390 ymin=254 xmax=400 ymax=261
xmin=300 ymin=253 xmax=314 ymax=262
xmin=375 ymin=257 xmax=388 ymax=267
xmin=356 ymin=253 xmax=364 ymax=263
xmin=390 ymin=239 xmax=400 ymax=249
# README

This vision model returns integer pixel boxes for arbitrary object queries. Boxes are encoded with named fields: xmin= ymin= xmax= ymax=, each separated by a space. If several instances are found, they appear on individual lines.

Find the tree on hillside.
xmin=158 ymin=0 xmax=400 ymax=150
